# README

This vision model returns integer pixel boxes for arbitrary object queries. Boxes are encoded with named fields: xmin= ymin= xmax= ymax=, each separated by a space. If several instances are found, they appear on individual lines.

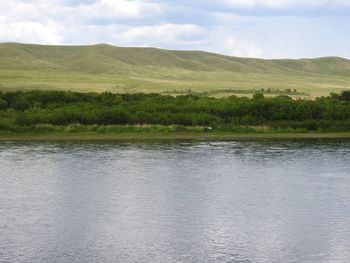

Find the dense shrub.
xmin=0 ymin=90 xmax=349 ymax=131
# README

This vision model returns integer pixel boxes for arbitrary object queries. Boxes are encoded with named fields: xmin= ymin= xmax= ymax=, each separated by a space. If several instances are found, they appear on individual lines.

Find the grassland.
xmin=1 ymin=129 xmax=350 ymax=141
xmin=1 ymin=43 xmax=350 ymax=98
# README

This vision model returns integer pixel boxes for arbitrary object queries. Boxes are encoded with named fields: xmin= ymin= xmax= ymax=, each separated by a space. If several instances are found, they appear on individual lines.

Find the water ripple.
xmin=1 ymin=140 xmax=350 ymax=262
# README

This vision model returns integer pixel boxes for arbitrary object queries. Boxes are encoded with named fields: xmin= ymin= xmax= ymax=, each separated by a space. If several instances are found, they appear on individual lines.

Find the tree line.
xmin=1 ymin=90 xmax=350 ymax=131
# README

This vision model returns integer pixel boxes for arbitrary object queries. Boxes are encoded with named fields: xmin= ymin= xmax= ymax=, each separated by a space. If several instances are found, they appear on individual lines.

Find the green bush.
xmin=0 ymin=90 xmax=350 ymax=132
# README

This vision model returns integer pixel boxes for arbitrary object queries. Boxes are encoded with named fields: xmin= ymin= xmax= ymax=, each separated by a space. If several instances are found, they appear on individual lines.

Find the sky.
xmin=1 ymin=0 xmax=350 ymax=59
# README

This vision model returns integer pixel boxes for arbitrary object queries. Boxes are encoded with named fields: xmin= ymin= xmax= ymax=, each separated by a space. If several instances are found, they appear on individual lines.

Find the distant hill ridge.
xmin=1 ymin=42 xmax=350 ymax=75
xmin=0 ymin=42 xmax=350 ymax=97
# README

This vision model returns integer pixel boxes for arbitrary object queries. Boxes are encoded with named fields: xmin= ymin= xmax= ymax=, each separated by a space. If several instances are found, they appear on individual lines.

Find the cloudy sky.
xmin=1 ymin=0 xmax=350 ymax=58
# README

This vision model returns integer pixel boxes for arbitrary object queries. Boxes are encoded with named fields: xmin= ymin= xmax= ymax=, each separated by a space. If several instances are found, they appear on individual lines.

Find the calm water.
xmin=1 ymin=140 xmax=350 ymax=263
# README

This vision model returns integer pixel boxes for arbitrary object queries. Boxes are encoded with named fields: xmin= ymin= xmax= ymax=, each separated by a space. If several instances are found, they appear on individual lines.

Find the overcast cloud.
xmin=0 ymin=0 xmax=349 ymax=58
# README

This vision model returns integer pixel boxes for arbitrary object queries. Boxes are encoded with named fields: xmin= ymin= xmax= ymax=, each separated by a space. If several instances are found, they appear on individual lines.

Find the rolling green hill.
xmin=0 ymin=42 xmax=350 ymax=97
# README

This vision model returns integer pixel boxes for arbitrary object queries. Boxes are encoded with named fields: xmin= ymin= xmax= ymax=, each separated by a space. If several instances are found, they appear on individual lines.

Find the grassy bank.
xmin=1 ymin=128 xmax=350 ymax=141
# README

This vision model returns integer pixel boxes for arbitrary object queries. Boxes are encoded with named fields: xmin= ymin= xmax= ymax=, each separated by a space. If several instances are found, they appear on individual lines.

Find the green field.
xmin=1 ymin=129 xmax=350 ymax=141
xmin=1 ymin=42 xmax=350 ymax=98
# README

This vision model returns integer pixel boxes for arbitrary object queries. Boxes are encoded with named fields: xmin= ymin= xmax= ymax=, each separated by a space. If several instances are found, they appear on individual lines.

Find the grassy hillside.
xmin=1 ymin=42 xmax=350 ymax=97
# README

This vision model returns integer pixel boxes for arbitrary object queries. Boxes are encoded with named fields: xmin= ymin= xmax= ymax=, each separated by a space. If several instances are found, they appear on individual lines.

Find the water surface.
xmin=1 ymin=140 xmax=350 ymax=263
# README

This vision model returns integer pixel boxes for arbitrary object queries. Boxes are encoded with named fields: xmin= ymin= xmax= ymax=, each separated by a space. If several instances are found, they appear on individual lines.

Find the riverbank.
xmin=1 ymin=131 xmax=350 ymax=141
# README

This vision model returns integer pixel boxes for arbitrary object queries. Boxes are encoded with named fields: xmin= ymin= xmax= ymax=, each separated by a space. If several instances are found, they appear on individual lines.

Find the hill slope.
xmin=0 ymin=42 xmax=349 ymax=97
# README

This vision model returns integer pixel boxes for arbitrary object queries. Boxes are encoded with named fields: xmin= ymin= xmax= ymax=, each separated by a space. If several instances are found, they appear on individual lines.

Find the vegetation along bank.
xmin=1 ymin=90 xmax=350 ymax=139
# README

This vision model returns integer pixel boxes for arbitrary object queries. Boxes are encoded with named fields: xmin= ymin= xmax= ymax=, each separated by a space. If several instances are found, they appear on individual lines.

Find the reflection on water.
xmin=1 ymin=140 xmax=350 ymax=263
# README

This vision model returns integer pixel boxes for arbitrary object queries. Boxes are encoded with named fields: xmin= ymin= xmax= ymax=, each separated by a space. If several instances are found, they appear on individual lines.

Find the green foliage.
xmin=340 ymin=90 xmax=350 ymax=101
xmin=0 ymin=98 xmax=7 ymax=110
xmin=0 ymin=90 xmax=350 ymax=132
xmin=253 ymin=93 xmax=265 ymax=100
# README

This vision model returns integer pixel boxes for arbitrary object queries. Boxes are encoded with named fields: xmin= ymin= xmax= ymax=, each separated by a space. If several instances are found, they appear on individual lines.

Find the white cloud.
xmin=120 ymin=23 xmax=207 ymax=46
xmin=0 ymin=0 xmax=45 ymax=22
xmin=79 ymin=0 xmax=163 ymax=20
xmin=219 ymin=0 xmax=350 ymax=9
xmin=0 ymin=20 xmax=63 ymax=44
xmin=0 ymin=0 xmax=163 ymax=23
xmin=226 ymin=36 xmax=261 ymax=57
xmin=0 ymin=0 xmax=164 ymax=44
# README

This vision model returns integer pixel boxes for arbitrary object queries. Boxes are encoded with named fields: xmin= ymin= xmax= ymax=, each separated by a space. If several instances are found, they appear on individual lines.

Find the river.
xmin=1 ymin=140 xmax=350 ymax=262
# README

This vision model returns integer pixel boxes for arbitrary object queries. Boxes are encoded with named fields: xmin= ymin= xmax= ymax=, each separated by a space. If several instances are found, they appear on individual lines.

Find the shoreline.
xmin=1 ymin=131 xmax=350 ymax=141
